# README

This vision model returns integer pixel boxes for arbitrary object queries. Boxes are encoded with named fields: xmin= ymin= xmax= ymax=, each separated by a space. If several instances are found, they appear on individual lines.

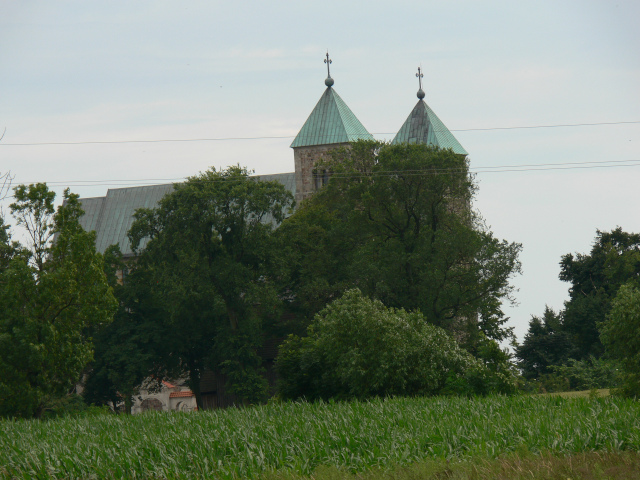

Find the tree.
xmin=0 ymin=215 xmax=18 ymax=272
xmin=277 ymin=141 xmax=521 ymax=348
xmin=600 ymin=282 xmax=640 ymax=397
xmin=128 ymin=166 xmax=294 ymax=406
xmin=0 ymin=185 xmax=117 ymax=418
xmin=83 ymin=246 xmax=168 ymax=413
xmin=277 ymin=289 xmax=515 ymax=401
xmin=560 ymin=228 xmax=640 ymax=359
xmin=515 ymin=306 xmax=573 ymax=380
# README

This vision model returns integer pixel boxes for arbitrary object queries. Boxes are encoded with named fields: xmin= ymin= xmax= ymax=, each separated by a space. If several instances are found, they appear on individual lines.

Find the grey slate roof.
xmin=392 ymin=99 xmax=468 ymax=155
xmin=290 ymin=87 xmax=374 ymax=148
xmin=79 ymin=173 xmax=296 ymax=256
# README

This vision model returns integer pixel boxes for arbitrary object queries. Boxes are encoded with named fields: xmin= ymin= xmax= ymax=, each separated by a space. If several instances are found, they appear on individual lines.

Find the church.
xmin=78 ymin=55 xmax=467 ymax=258
xmin=78 ymin=56 xmax=468 ymax=411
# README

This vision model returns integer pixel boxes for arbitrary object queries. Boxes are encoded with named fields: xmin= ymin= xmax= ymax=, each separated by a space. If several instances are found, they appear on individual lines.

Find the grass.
xmin=1 ymin=395 xmax=638 ymax=479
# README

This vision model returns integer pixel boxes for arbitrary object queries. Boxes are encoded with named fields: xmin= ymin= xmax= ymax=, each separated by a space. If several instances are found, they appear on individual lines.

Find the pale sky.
xmin=1 ymin=0 xmax=639 ymax=343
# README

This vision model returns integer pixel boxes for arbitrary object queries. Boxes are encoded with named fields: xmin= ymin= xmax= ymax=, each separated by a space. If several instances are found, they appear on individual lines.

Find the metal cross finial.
xmin=325 ymin=52 xmax=332 ymax=78
xmin=416 ymin=66 xmax=425 ymax=99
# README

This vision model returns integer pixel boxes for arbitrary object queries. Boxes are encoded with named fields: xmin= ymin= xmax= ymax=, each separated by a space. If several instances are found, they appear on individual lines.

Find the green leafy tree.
xmin=128 ymin=166 xmax=294 ymax=406
xmin=0 ymin=185 xmax=117 ymax=418
xmin=515 ymin=306 xmax=573 ymax=380
xmin=0 ymin=215 xmax=18 ymax=272
xmin=83 ymin=246 xmax=169 ymax=413
xmin=560 ymin=228 xmax=640 ymax=359
xmin=277 ymin=289 xmax=514 ymax=401
xmin=600 ymin=283 xmax=640 ymax=397
xmin=278 ymin=141 xmax=521 ymax=348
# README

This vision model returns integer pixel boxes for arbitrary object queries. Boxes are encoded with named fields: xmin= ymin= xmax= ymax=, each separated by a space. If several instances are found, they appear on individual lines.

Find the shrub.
xmin=277 ymin=289 xmax=497 ymax=401
xmin=551 ymin=356 xmax=621 ymax=391
xmin=600 ymin=282 xmax=640 ymax=397
xmin=40 ymin=394 xmax=113 ymax=419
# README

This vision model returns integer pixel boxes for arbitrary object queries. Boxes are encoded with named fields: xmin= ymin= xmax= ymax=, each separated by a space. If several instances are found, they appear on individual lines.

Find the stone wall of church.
xmin=293 ymin=143 xmax=350 ymax=204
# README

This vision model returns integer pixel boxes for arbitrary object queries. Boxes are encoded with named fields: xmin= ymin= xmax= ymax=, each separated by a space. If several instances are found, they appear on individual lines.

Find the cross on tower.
xmin=325 ymin=52 xmax=332 ymax=78
xmin=416 ymin=67 xmax=425 ymax=99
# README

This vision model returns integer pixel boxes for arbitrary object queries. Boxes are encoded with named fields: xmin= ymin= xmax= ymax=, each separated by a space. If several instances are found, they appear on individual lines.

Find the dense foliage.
xmin=0 ymin=185 xmax=116 ymax=418
xmin=81 ymin=147 xmax=521 ymax=409
xmin=560 ymin=228 xmax=640 ymax=359
xmin=3 ymin=144 xmax=526 ymax=415
xmin=277 ymin=289 xmax=502 ymax=400
xmin=1 ymin=395 xmax=638 ymax=479
xmin=600 ymin=283 xmax=640 ymax=397
xmin=516 ymin=306 xmax=572 ymax=380
xmin=83 ymin=246 xmax=169 ymax=413
xmin=125 ymin=166 xmax=294 ymax=406
xmin=517 ymin=228 xmax=640 ymax=391
xmin=278 ymin=141 xmax=521 ymax=351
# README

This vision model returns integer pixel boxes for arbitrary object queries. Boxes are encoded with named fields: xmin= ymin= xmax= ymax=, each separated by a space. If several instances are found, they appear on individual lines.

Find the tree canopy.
xmin=127 ymin=166 xmax=294 ymax=406
xmin=516 ymin=228 xmax=640 ymax=389
xmin=600 ymin=283 xmax=640 ymax=397
xmin=515 ymin=307 xmax=573 ymax=380
xmin=277 ymin=140 xmax=521 ymax=349
xmin=82 ymin=246 xmax=168 ymax=413
xmin=0 ymin=185 xmax=116 ymax=418
xmin=560 ymin=228 xmax=640 ymax=359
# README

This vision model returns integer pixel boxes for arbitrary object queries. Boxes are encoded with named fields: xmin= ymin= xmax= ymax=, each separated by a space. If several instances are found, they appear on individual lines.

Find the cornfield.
xmin=1 ymin=395 xmax=638 ymax=479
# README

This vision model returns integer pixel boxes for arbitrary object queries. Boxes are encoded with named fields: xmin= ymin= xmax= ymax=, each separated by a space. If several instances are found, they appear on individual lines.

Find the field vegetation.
xmin=1 ymin=395 xmax=638 ymax=479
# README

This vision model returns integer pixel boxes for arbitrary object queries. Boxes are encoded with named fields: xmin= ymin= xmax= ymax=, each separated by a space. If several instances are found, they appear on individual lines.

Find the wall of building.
xmin=293 ymin=143 xmax=349 ymax=203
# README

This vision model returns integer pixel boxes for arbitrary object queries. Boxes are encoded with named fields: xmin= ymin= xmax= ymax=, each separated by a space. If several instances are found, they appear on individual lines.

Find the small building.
xmin=132 ymin=380 xmax=197 ymax=414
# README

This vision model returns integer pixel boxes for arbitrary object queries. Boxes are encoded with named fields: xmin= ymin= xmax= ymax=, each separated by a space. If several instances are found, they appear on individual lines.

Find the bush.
xmin=517 ymin=356 xmax=621 ymax=394
xmin=40 ymin=394 xmax=113 ymax=419
xmin=450 ymin=335 xmax=519 ymax=396
xmin=276 ymin=289 xmax=504 ymax=401
xmin=600 ymin=283 xmax=640 ymax=397
xmin=551 ymin=357 xmax=621 ymax=391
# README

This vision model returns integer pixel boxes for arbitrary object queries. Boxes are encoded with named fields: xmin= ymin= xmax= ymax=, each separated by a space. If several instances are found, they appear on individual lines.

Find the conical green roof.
xmin=392 ymin=99 xmax=467 ymax=155
xmin=291 ymin=87 xmax=373 ymax=148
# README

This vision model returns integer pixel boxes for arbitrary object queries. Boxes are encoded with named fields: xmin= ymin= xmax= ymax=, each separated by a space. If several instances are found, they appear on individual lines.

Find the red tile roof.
xmin=169 ymin=390 xmax=194 ymax=398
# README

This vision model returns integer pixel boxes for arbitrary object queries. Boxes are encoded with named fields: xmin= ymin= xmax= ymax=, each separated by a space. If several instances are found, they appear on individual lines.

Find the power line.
xmin=452 ymin=120 xmax=640 ymax=132
xmin=1 ymin=121 xmax=638 ymax=146
xmin=15 ymin=159 xmax=640 ymax=188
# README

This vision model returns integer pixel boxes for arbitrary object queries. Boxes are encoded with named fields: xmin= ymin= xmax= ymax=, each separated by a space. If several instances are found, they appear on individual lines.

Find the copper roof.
xmin=392 ymin=99 xmax=467 ymax=155
xmin=291 ymin=87 xmax=373 ymax=148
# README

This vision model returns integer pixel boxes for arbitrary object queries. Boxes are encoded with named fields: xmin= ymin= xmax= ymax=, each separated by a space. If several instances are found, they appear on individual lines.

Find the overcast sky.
xmin=1 ymin=0 xmax=639 ymax=343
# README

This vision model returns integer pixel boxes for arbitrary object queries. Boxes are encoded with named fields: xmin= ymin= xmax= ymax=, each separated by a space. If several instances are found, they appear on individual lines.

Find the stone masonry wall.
xmin=293 ymin=143 xmax=350 ymax=204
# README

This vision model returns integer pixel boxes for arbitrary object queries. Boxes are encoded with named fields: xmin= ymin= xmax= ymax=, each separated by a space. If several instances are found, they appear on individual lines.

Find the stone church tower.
xmin=291 ymin=62 xmax=468 ymax=204
xmin=291 ymin=53 xmax=373 ymax=204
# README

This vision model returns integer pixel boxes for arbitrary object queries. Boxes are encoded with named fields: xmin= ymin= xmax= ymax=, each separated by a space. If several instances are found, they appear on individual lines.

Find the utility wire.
xmin=1 ymin=121 xmax=638 ymax=146
xmin=16 ymin=159 xmax=640 ymax=188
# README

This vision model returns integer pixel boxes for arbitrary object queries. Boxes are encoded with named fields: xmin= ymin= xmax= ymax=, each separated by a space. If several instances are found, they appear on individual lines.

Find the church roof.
xmin=78 ymin=173 xmax=296 ymax=256
xmin=392 ymin=98 xmax=468 ymax=155
xmin=290 ymin=86 xmax=374 ymax=148
xmin=79 ymin=184 xmax=175 ymax=256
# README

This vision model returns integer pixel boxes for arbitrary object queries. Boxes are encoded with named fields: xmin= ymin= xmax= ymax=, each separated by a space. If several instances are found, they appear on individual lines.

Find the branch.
xmin=0 ymin=169 xmax=14 ymax=201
